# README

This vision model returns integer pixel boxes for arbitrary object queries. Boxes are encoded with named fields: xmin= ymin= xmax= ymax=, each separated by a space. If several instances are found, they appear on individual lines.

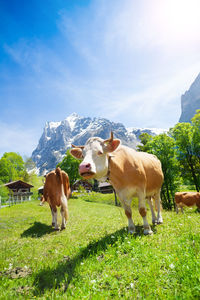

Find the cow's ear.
xmin=104 ymin=139 xmax=120 ymax=153
xmin=70 ymin=148 xmax=83 ymax=159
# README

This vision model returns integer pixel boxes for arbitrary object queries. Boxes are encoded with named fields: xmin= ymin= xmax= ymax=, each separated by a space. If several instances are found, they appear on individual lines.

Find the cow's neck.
xmin=97 ymin=154 xmax=112 ymax=182
xmin=106 ymin=155 xmax=112 ymax=180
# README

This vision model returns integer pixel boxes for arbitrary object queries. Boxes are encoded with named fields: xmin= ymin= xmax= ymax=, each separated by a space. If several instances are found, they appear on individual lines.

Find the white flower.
xmin=169 ymin=263 xmax=175 ymax=269
xmin=80 ymin=262 xmax=84 ymax=265
xmin=130 ymin=283 xmax=134 ymax=289
xmin=111 ymin=235 xmax=115 ymax=239
xmin=91 ymin=280 xmax=96 ymax=284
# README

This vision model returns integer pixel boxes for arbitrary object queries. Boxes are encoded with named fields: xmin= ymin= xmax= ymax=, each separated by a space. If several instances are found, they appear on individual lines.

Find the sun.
xmin=147 ymin=0 xmax=200 ymax=48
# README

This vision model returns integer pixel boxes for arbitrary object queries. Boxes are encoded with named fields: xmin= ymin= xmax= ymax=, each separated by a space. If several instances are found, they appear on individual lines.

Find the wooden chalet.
xmin=4 ymin=180 xmax=34 ymax=202
xmin=72 ymin=180 xmax=92 ymax=192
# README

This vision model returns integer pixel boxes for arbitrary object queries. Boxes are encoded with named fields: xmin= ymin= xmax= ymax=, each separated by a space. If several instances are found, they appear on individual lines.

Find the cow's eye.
xmin=97 ymin=151 xmax=103 ymax=156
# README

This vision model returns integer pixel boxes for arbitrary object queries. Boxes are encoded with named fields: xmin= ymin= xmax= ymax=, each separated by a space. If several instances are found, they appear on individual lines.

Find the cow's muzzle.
xmin=79 ymin=163 xmax=95 ymax=178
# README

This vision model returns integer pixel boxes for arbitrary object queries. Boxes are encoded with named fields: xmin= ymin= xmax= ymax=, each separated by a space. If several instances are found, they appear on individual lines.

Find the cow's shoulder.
xmin=111 ymin=145 xmax=138 ymax=164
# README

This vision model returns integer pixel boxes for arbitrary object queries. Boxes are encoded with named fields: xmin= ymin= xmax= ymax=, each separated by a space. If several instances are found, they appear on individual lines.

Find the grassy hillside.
xmin=0 ymin=195 xmax=199 ymax=299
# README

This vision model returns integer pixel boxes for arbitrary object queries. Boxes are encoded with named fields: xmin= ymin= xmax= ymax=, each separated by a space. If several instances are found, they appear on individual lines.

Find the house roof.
xmin=98 ymin=182 xmax=112 ymax=188
xmin=4 ymin=180 xmax=34 ymax=189
xmin=73 ymin=180 xmax=92 ymax=187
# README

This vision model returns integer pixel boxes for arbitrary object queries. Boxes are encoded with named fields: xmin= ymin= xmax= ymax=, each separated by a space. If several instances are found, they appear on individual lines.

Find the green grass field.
xmin=0 ymin=194 xmax=200 ymax=299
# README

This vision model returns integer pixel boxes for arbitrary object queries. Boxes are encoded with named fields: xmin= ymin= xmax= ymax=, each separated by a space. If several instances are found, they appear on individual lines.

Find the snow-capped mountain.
xmin=179 ymin=73 xmax=200 ymax=122
xmin=31 ymin=113 xmax=166 ymax=175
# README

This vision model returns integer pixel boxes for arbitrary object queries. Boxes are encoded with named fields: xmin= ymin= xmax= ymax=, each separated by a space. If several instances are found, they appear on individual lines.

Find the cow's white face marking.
xmin=70 ymin=134 xmax=121 ymax=180
xmin=81 ymin=138 xmax=109 ymax=180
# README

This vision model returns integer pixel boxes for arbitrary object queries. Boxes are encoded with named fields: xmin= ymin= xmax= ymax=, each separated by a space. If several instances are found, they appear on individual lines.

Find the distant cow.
xmin=175 ymin=192 xmax=200 ymax=213
xmin=43 ymin=167 xmax=71 ymax=230
xmin=70 ymin=132 xmax=164 ymax=235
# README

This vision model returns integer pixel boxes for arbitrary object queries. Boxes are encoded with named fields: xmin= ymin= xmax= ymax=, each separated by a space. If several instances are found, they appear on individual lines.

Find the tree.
xmin=0 ymin=157 xmax=17 ymax=183
xmin=191 ymin=109 xmax=200 ymax=165
xmin=0 ymin=152 xmax=29 ymax=183
xmin=137 ymin=133 xmax=152 ymax=152
xmin=2 ymin=152 xmax=25 ymax=175
xmin=57 ymin=150 xmax=81 ymax=186
xmin=24 ymin=157 xmax=36 ymax=171
xmin=171 ymin=122 xmax=200 ymax=191
xmin=144 ymin=134 xmax=180 ymax=209
xmin=28 ymin=172 xmax=44 ymax=201
xmin=0 ymin=180 xmax=9 ymax=200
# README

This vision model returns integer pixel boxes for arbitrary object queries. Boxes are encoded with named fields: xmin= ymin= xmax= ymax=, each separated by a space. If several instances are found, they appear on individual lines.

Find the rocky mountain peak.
xmin=31 ymin=114 xmax=166 ymax=175
xmin=179 ymin=73 xmax=200 ymax=122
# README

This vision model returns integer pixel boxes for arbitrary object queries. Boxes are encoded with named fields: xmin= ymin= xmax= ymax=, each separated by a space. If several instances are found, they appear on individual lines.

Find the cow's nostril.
xmin=79 ymin=163 xmax=92 ymax=174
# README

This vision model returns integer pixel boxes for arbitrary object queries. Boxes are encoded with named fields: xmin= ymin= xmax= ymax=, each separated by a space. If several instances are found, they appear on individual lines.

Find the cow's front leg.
xmin=121 ymin=202 xmax=135 ymax=234
xmin=138 ymin=193 xmax=153 ymax=235
xmin=118 ymin=191 xmax=135 ymax=234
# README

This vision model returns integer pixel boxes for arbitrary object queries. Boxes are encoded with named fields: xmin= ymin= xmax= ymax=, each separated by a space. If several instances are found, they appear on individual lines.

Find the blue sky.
xmin=0 ymin=0 xmax=200 ymax=158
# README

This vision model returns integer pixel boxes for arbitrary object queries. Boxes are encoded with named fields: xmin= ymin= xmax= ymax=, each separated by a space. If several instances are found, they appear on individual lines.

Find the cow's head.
xmin=70 ymin=132 xmax=120 ymax=180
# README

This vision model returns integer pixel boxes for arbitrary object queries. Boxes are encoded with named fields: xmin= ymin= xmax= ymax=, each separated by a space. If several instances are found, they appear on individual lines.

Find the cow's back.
xmin=175 ymin=192 xmax=200 ymax=207
xmin=137 ymin=151 xmax=164 ymax=195
xmin=44 ymin=171 xmax=62 ymax=207
xmin=62 ymin=171 xmax=71 ymax=199
xmin=109 ymin=146 xmax=163 ymax=195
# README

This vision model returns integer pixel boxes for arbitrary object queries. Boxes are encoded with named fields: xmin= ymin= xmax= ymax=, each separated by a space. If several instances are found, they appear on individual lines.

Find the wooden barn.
xmin=4 ymin=180 xmax=34 ymax=202
xmin=72 ymin=180 xmax=92 ymax=192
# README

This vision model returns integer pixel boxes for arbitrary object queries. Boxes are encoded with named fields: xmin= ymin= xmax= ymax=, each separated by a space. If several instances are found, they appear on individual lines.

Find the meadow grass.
xmin=0 ymin=194 xmax=199 ymax=299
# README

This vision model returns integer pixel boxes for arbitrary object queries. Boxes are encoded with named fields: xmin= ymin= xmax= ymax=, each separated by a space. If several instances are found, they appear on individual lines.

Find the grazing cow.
xmin=43 ymin=167 xmax=71 ymax=230
xmin=175 ymin=192 xmax=200 ymax=213
xmin=70 ymin=132 xmax=164 ymax=235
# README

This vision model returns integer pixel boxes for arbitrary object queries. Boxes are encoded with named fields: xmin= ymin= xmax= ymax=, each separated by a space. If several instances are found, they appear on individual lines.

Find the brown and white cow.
xmin=175 ymin=192 xmax=200 ymax=213
xmin=43 ymin=167 xmax=71 ymax=230
xmin=70 ymin=132 xmax=164 ymax=235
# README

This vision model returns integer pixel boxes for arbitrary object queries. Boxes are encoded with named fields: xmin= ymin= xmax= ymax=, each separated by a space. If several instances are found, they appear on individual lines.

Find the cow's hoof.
xmin=128 ymin=226 xmax=136 ymax=234
xmin=157 ymin=218 xmax=163 ymax=224
xmin=61 ymin=225 xmax=66 ymax=230
xmin=144 ymin=228 xmax=153 ymax=235
xmin=52 ymin=222 xmax=55 ymax=227
xmin=152 ymin=220 xmax=157 ymax=225
xmin=54 ymin=227 xmax=60 ymax=231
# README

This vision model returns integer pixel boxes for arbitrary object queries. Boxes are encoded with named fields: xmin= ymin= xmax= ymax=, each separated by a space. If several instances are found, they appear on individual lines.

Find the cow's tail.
xmin=56 ymin=167 xmax=63 ymax=184
xmin=56 ymin=167 xmax=68 ymax=221
xmin=61 ymin=184 xmax=69 ymax=221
